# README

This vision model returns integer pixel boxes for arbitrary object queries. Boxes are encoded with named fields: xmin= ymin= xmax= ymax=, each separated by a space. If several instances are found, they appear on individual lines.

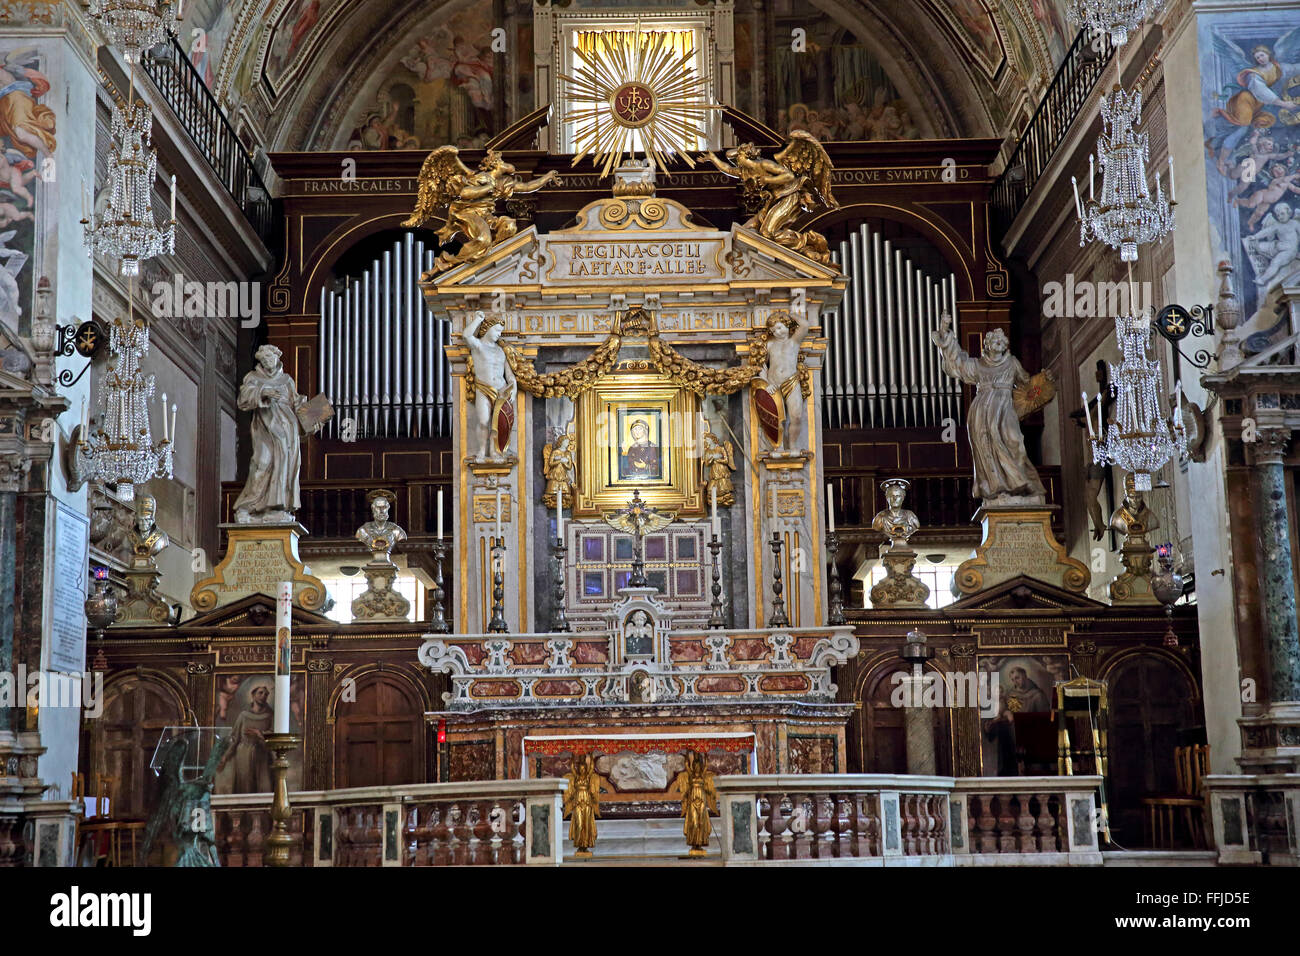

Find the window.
xmin=866 ymin=561 xmax=962 ymax=609
xmin=320 ymin=574 xmax=425 ymax=624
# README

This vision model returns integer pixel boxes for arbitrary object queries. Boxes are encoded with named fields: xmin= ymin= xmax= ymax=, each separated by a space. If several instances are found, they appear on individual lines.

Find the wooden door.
xmin=334 ymin=676 xmax=423 ymax=789
xmin=85 ymin=677 xmax=183 ymax=821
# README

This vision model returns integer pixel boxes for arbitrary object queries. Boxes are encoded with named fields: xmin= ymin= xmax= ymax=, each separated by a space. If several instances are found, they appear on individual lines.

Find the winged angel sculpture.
xmin=143 ymin=734 xmax=230 ymax=866
xmin=703 ymin=131 xmax=839 ymax=264
xmin=404 ymin=146 xmax=559 ymax=273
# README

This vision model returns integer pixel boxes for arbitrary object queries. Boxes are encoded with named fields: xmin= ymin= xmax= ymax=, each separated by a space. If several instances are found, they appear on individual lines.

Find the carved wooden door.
xmin=85 ymin=677 xmax=184 ymax=821
xmin=334 ymin=675 xmax=423 ymax=788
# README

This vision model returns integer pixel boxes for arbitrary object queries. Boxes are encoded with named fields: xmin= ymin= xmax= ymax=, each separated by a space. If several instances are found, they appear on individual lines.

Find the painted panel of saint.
xmin=214 ymin=673 xmax=305 ymax=794
xmin=617 ymin=410 xmax=664 ymax=481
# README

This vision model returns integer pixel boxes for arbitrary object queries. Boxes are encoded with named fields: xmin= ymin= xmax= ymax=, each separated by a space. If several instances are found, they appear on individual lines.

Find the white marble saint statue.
xmin=931 ymin=314 xmax=1046 ymax=506
xmin=762 ymin=310 xmax=810 ymax=455
xmin=233 ymin=344 xmax=316 ymax=524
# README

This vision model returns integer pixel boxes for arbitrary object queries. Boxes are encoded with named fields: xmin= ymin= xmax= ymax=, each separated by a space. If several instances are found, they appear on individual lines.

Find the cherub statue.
xmin=143 ymin=734 xmax=229 ymax=867
xmin=464 ymin=310 xmax=516 ymax=461
xmin=356 ymin=490 xmax=406 ymax=564
xmin=541 ymin=423 xmax=576 ymax=510
xmin=563 ymin=752 xmax=602 ymax=858
xmin=702 ymin=132 xmax=838 ymax=264
xmin=126 ymin=494 xmax=169 ymax=570
xmin=871 ymin=478 xmax=920 ymax=550
xmin=700 ymin=425 xmax=736 ymax=506
xmin=752 ymin=310 xmax=812 ymax=456
xmin=674 ymin=750 xmax=718 ymax=857
xmin=931 ymin=314 xmax=1049 ymax=506
xmin=404 ymin=146 xmax=559 ymax=272
xmin=1244 ymin=203 xmax=1300 ymax=288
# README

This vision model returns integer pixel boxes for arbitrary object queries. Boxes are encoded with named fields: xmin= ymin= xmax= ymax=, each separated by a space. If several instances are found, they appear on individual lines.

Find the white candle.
xmin=160 ymin=392 xmax=168 ymax=441
xmin=495 ymin=487 xmax=503 ymax=542
xmin=1096 ymin=392 xmax=1104 ymax=432
xmin=1167 ymin=156 xmax=1175 ymax=203
xmin=556 ymin=486 xmax=564 ymax=543
xmin=1174 ymin=380 xmax=1182 ymax=423
xmin=170 ymin=174 xmax=176 ymax=220
xmin=826 ymin=482 xmax=835 ymax=533
xmin=170 ymin=403 xmax=177 ymax=445
xmin=274 ymin=581 xmax=292 ymax=735
xmin=1071 ymin=176 xmax=1083 ymax=218
xmin=81 ymin=177 xmax=88 ymax=220
xmin=1082 ymin=391 xmax=1095 ymax=437
xmin=1089 ymin=154 xmax=1095 ymax=201
xmin=710 ymin=484 xmax=719 ymax=538
xmin=436 ymin=488 xmax=444 ymax=540
xmin=80 ymin=397 xmax=87 ymax=436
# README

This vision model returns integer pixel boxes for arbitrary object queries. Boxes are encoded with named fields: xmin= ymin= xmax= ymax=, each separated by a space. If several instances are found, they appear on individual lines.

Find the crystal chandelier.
xmin=1065 ymin=0 xmax=1166 ymax=48
xmin=88 ymin=0 xmax=179 ymax=62
xmin=83 ymin=95 xmax=176 ymax=277
xmin=1084 ymin=314 xmax=1186 ymax=491
xmin=77 ymin=313 xmax=174 ymax=502
xmin=1073 ymin=85 xmax=1174 ymax=262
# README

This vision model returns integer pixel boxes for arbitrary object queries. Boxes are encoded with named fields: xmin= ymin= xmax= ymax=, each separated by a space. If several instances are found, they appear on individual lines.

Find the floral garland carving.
xmin=504 ymin=334 xmax=624 ymax=398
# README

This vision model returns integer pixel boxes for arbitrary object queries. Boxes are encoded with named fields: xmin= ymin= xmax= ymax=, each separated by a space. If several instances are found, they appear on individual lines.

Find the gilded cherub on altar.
xmin=700 ymin=425 xmax=736 ymax=506
xmin=404 ymin=146 xmax=559 ymax=272
xmin=541 ymin=423 xmax=576 ymax=510
xmin=701 ymin=131 xmax=838 ymax=264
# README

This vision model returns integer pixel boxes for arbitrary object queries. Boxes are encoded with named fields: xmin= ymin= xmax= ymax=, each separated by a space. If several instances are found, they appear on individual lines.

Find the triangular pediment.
xmin=180 ymin=592 xmax=337 ymax=631
xmin=943 ymin=575 xmax=1108 ymax=616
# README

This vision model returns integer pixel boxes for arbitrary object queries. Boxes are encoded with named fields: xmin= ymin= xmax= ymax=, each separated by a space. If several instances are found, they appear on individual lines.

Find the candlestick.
xmin=1071 ymin=176 xmax=1083 ymax=218
xmin=826 ymin=482 xmax=835 ymax=534
xmin=429 ymin=539 xmax=450 ymax=633
xmin=274 ymin=581 xmax=291 ymax=735
xmin=488 ymin=536 xmax=508 ymax=633
xmin=436 ymin=488 xmax=443 ymax=540
xmin=264 ymin=732 xmax=302 ymax=867
xmin=826 ymin=530 xmax=846 ymax=626
xmin=551 ymin=536 xmax=571 ymax=633
xmin=1082 ymin=391 xmax=1096 ymax=438
xmin=707 ymin=533 xmax=725 ymax=629
xmin=768 ymin=531 xmax=790 ymax=628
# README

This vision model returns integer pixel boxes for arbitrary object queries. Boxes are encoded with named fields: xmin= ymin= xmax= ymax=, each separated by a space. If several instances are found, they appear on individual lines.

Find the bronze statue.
xmin=356 ymin=490 xmax=406 ymax=563
xmin=871 ymin=478 xmax=920 ymax=550
xmin=143 ymin=734 xmax=229 ymax=866
xmin=675 ymin=750 xmax=718 ymax=856
xmin=563 ymin=752 xmax=602 ymax=858
xmin=126 ymin=494 xmax=168 ymax=570
xmin=405 ymin=146 xmax=559 ymax=272
xmin=702 ymin=132 xmax=838 ymax=264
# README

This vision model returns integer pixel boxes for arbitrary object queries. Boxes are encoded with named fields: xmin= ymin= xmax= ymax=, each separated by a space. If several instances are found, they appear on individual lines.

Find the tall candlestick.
xmin=274 ymin=581 xmax=292 ymax=734
xmin=556 ymin=486 xmax=564 ymax=543
xmin=1082 ymin=391 xmax=1096 ymax=437
xmin=160 ymin=392 xmax=168 ymax=441
xmin=826 ymin=482 xmax=835 ymax=534
xmin=436 ymin=488 xmax=444 ymax=540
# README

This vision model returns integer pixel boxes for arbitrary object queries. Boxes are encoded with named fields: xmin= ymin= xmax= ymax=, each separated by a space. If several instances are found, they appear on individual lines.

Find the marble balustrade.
xmin=1204 ymin=774 xmax=1300 ymax=866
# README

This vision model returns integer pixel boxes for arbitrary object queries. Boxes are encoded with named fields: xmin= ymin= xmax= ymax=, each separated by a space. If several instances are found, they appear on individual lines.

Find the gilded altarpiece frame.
xmin=575 ymin=374 xmax=702 ymax=517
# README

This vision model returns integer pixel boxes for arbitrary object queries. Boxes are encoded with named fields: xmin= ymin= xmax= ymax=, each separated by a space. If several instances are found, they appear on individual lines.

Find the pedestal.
xmin=869 ymin=546 xmax=930 ymax=609
xmin=190 ymin=522 xmax=330 ymax=613
xmin=351 ymin=559 xmax=412 ymax=621
xmin=954 ymin=506 xmax=1089 ymax=597
xmin=1109 ymin=539 xmax=1159 ymax=605
xmin=114 ymin=568 xmax=176 ymax=625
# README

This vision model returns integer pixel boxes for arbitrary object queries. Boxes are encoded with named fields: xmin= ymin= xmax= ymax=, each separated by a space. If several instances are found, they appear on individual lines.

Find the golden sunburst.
xmin=559 ymin=26 xmax=720 ymax=178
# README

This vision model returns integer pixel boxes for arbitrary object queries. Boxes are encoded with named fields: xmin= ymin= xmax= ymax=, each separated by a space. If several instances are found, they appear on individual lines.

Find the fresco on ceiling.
xmin=1200 ymin=13 xmax=1300 ymax=342
xmin=265 ymin=0 xmax=344 ymax=92
xmin=345 ymin=3 xmax=497 ymax=150
xmin=930 ymin=0 xmax=1005 ymax=80
xmin=0 ymin=42 xmax=55 ymax=336
xmin=770 ymin=17 xmax=922 ymax=141
xmin=181 ymin=0 xmax=239 ymax=89
xmin=1032 ymin=0 xmax=1075 ymax=67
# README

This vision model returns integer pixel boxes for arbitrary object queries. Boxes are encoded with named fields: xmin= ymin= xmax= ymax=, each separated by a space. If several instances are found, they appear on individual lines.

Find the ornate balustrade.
xmin=211 ymin=779 xmax=566 ymax=866
xmin=712 ymin=775 xmax=1103 ymax=865
xmin=1204 ymin=774 xmax=1300 ymax=866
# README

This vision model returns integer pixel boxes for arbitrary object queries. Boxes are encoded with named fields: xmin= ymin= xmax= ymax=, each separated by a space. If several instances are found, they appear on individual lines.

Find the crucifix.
xmin=605 ymin=489 xmax=674 ymax=588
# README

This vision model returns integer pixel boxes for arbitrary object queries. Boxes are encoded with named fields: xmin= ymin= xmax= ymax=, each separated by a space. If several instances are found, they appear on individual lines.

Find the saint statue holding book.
xmin=233 ymin=344 xmax=333 ymax=524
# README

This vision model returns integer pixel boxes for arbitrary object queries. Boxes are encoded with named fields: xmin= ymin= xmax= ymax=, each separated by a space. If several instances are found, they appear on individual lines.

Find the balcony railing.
xmin=141 ymin=39 xmax=273 ymax=245
xmin=221 ymin=477 xmax=452 ymax=540
xmin=991 ymin=29 xmax=1115 ymax=236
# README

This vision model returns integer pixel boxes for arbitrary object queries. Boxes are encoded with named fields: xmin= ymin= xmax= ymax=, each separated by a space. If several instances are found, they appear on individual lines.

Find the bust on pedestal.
xmin=115 ymin=494 xmax=178 ymax=625
xmin=869 ymin=479 xmax=930 ymax=609
xmin=352 ymin=490 xmax=412 ymax=621
xmin=1108 ymin=473 xmax=1160 ymax=604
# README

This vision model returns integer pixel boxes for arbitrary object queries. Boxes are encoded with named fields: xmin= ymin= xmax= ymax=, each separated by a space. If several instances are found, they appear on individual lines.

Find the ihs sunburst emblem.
xmin=559 ymin=26 xmax=720 ymax=177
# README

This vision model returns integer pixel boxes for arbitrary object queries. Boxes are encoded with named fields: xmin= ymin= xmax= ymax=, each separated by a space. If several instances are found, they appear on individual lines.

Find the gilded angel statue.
xmin=702 ymin=131 xmax=838 ymax=264
xmin=541 ymin=423 xmax=576 ymax=510
xmin=700 ymin=425 xmax=736 ymax=506
xmin=404 ymin=146 xmax=559 ymax=272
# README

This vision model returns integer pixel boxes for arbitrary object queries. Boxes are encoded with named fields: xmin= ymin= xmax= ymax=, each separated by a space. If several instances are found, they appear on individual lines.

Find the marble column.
xmin=901 ymin=674 xmax=937 ymax=775
xmin=0 ymin=484 xmax=16 ymax=734
xmin=1254 ymin=429 xmax=1300 ymax=703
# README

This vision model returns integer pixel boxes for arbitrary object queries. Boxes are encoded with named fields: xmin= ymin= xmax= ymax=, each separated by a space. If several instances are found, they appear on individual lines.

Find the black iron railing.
xmin=142 ymin=39 xmax=273 ymax=245
xmin=990 ymin=29 xmax=1115 ymax=237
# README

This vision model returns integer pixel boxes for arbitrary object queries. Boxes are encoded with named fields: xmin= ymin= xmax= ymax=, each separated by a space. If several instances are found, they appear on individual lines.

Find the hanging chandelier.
xmin=1065 ymin=0 xmax=1166 ymax=48
xmin=87 ymin=0 xmax=180 ymax=62
xmin=1083 ymin=313 xmax=1186 ymax=491
xmin=83 ymin=94 xmax=176 ymax=277
xmin=75 ymin=313 xmax=175 ymax=502
xmin=1073 ymin=85 xmax=1174 ymax=263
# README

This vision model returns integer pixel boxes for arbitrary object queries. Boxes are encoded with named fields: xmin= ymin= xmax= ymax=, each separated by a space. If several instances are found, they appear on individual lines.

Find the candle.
xmin=436 ymin=488 xmax=444 ymax=540
xmin=160 ymin=392 xmax=168 ymax=441
xmin=274 ymin=581 xmax=292 ymax=735
xmin=826 ymin=482 xmax=835 ymax=533
xmin=81 ymin=177 xmax=88 ymax=220
xmin=1168 ymin=156 xmax=1175 ymax=203
xmin=80 ymin=397 xmax=87 ymax=436
xmin=1174 ymin=380 xmax=1182 ymax=423
xmin=1096 ymin=392 xmax=1104 ymax=432
xmin=495 ymin=487 xmax=503 ymax=541
xmin=556 ymin=486 xmax=564 ymax=543
xmin=170 ymin=403 xmax=177 ymax=446
xmin=710 ymin=484 xmax=719 ymax=538
xmin=170 ymin=174 xmax=176 ymax=220
xmin=1071 ymin=176 xmax=1083 ymax=218
xmin=1082 ymin=391 xmax=1095 ymax=437
xmin=1089 ymin=154 xmax=1095 ymax=201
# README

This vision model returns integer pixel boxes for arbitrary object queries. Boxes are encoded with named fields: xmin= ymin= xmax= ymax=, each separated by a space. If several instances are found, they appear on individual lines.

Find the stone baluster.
xmin=467 ymin=802 xmax=485 ymax=865
xmin=224 ymin=812 xmax=245 ymax=868
xmin=449 ymin=803 xmax=468 ymax=865
xmin=1036 ymin=794 xmax=1057 ymax=852
xmin=367 ymin=810 xmax=384 ymax=865
xmin=512 ymin=800 xmax=526 ymax=865
xmin=996 ymin=795 xmax=1017 ymax=853
xmin=773 ymin=795 xmax=794 ymax=861
xmin=814 ymin=795 xmax=835 ymax=858
xmin=405 ymin=806 xmax=421 ymax=866
xmin=432 ymin=805 xmax=451 ymax=866
xmin=244 ymin=812 xmax=265 ymax=867
xmin=757 ymin=795 xmax=772 ymax=860
xmin=834 ymin=795 xmax=853 ymax=858
xmin=931 ymin=796 xmax=949 ymax=854
xmin=975 ymin=795 xmax=997 ymax=853
xmin=1014 ymin=794 xmax=1036 ymax=852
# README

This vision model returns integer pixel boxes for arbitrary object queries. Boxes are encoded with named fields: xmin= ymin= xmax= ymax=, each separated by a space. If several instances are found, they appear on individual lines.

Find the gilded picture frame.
xmin=576 ymin=374 xmax=701 ymax=516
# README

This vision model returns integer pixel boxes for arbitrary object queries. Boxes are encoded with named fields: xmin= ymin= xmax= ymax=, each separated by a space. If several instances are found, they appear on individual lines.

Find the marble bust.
xmin=871 ymin=479 xmax=920 ymax=550
xmin=356 ymin=491 xmax=407 ymax=564
xmin=126 ymin=495 xmax=169 ymax=570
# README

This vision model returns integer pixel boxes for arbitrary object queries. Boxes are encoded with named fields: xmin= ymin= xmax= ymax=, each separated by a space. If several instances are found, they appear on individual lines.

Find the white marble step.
xmin=565 ymin=817 xmax=721 ymax=860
